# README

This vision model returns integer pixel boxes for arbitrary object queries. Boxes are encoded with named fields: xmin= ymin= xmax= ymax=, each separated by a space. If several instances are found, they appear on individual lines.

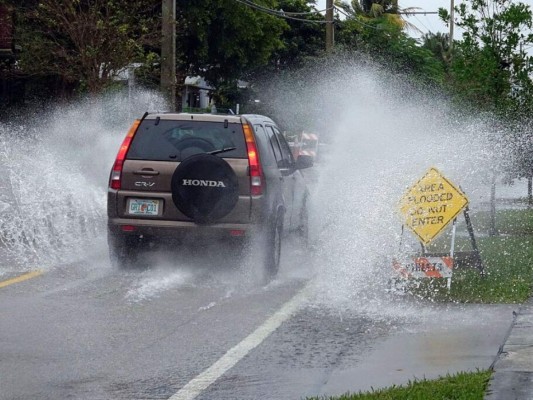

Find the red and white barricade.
xmin=392 ymin=256 xmax=454 ymax=279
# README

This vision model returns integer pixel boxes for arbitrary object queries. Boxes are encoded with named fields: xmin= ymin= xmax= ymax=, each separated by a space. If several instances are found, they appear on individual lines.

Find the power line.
xmin=334 ymin=5 xmax=351 ymax=18
xmin=234 ymin=0 xmax=331 ymax=23
xmin=245 ymin=1 xmax=330 ymax=16
xmin=334 ymin=5 xmax=381 ymax=31
xmin=398 ymin=11 xmax=439 ymax=15
xmin=236 ymin=0 xmax=330 ymax=20
xmin=413 ymin=14 xmax=432 ymax=33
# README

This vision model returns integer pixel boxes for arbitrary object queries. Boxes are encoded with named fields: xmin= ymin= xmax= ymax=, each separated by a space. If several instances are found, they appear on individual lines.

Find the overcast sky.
xmin=315 ymin=0 xmax=533 ymax=40
xmin=313 ymin=0 xmax=456 ymax=39
xmin=399 ymin=0 xmax=452 ymax=38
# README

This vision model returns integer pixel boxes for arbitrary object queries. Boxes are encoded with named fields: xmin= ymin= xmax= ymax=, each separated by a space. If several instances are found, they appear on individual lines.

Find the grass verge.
xmin=306 ymin=370 xmax=491 ymax=400
xmin=473 ymin=209 xmax=533 ymax=236
xmin=398 ymin=208 xmax=533 ymax=303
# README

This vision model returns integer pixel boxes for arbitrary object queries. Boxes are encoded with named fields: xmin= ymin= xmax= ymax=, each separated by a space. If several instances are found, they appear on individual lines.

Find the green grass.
xmin=472 ymin=209 xmax=533 ymax=236
xmin=399 ymin=209 xmax=533 ymax=303
xmin=407 ymin=235 xmax=533 ymax=303
xmin=306 ymin=370 xmax=491 ymax=400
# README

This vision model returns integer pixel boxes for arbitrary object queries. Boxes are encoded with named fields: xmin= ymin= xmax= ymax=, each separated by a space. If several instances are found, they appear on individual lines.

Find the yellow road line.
xmin=0 ymin=270 xmax=43 ymax=289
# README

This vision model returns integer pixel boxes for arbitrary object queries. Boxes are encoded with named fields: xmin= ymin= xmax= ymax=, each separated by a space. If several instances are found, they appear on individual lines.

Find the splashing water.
xmin=0 ymin=90 xmax=166 ymax=269
xmin=0 ymin=59 xmax=509 ymax=319
xmin=126 ymin=269 xmax=194 ymax=303
xmin=256 ymin=58 xmax=501 ymax=315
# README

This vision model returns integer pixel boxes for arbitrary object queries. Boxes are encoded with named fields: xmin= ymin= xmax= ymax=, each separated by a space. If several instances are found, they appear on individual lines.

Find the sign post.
xmin=393 ymin=167 xmax=475 ymax=289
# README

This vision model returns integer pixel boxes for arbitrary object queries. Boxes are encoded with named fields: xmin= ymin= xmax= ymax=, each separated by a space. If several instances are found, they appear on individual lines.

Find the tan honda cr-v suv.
xmin=107 ymin=112 xmax=313 ymax=281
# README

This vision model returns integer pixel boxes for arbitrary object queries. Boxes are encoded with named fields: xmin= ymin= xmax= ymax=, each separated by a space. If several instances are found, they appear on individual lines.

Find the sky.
xmin=399 ymin=0 xmax=453 ymax=38
xmin=315 ymin=0 xmax=533 ymax=41
xmin=314 ymin=0 xmax=453 ymax=38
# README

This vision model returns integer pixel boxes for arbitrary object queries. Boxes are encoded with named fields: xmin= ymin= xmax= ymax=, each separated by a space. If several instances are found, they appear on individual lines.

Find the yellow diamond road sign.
xmin=399 ymin=167 xmax=469 ymax=245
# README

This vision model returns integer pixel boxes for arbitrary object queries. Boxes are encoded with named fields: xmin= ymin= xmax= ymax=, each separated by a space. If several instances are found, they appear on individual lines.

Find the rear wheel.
xmin=107 ymin=230 xmax=140 ymax=269
xmin=263 ymin=214 xmax=282 ymax=283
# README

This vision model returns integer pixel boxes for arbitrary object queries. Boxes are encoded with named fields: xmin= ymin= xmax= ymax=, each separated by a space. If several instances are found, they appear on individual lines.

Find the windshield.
xmin=127 ymin=119 xmax=247 ymax=161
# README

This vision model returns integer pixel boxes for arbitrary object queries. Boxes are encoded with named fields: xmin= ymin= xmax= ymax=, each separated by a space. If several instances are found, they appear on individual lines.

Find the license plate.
xmin=128 ymin=199 xmax=160 ymax=216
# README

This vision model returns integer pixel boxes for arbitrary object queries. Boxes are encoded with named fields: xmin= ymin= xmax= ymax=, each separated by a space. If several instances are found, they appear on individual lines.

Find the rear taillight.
xmin=109 ymin=120 xmax=141 ymax=190
xmin=242 ymin=122 xmax=263 ymax=196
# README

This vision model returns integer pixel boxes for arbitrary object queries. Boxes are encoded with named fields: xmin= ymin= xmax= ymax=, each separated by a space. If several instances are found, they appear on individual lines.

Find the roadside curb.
xmin=485 ymin=298 xmax=533 ymax=400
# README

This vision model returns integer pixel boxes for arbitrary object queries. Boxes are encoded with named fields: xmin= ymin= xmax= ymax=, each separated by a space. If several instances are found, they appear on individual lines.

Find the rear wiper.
xmin=208 ymin=147 xmax=236 ymax=155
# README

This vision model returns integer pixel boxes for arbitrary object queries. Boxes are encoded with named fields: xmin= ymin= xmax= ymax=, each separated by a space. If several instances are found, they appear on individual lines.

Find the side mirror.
xmin=296 ymin=154 xmax=313 ymax=169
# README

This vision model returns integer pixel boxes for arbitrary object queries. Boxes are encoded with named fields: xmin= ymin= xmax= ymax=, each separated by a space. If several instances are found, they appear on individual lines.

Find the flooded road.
xmin=0 ymin=245 xmax=516 ymax=400
xmin=0 ymin=62 xmax=524 ymax=398
xmin=0 ymin=244 xmax=307 ymax=400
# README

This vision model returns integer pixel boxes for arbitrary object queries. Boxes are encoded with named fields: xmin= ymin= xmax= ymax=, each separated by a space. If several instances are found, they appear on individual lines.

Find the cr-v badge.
xmin=135 ymin=181 xmax=155 ymax=187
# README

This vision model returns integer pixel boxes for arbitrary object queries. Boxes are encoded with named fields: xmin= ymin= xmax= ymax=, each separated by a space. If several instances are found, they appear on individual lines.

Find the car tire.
xmin=107 ymin=230 xmax=139 ymax=269
xmin=262 ymin=213 xmax=283 ymax=284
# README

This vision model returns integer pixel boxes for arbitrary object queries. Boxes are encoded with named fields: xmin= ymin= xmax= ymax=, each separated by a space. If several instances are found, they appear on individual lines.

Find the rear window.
xmin=127 ymin=119 xmax=247 ymax=161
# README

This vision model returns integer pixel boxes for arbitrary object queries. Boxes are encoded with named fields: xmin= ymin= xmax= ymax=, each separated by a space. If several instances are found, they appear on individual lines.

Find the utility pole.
xmin=325 ymin=0 xmax=334 ymax=53
xmin=449 ymin=0 xmax=455 ymax=52
xmin=161 ymin=0 xmax=176 ymax=110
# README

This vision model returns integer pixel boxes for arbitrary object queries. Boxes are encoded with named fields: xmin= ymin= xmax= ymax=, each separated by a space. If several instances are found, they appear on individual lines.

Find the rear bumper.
xmin=108 ymin=218 xmax=253 ymax=240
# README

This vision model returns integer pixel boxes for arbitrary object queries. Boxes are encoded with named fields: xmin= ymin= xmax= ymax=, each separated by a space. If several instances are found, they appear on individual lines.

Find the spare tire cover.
xmin=171 ymin=154 xmax=239 ymax=224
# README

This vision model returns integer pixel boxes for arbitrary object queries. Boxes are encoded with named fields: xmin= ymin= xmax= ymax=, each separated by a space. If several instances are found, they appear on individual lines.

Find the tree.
xmin=269 ymin=0 xmax=325 ymax=70
xmin=439 ymin=0 xmax=533 ymax=204
xmin=421 ymin=32 xmax=451 ymax=67
xmin=14 ymin=0 xmax=160 ymax=94
xmin=334 ymin=1 xmax=444 ymax=85
xmin=176 ymin=0 xmax=287 ymax=107
xmin=439 ymin=0 xmax=533 ymax=114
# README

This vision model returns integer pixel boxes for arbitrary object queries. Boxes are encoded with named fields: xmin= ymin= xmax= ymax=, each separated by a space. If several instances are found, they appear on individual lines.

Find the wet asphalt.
xmin=0 ymin=241 xmax=520 ymax=400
